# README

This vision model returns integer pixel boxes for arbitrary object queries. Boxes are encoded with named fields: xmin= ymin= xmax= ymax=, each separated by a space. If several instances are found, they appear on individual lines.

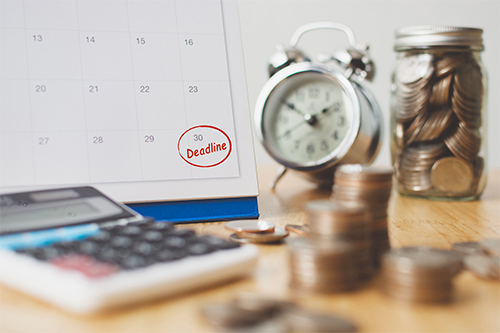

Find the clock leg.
xmin=268 ymin=166 xmax=288 ymax=190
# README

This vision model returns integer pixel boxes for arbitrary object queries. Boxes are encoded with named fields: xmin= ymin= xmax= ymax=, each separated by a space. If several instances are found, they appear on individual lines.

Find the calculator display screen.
xmin=4 ymin=202 xmax=97 ymax=224
xmin=0 ymin=187 xmax=140 ymax=234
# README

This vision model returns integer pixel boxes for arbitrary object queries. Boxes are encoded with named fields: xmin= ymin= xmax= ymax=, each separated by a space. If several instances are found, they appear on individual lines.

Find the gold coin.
xmin=431 ymin=157 xmax=474 ymax=193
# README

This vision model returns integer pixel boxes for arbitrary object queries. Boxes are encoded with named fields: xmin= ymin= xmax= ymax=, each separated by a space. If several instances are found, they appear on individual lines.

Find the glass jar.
xmin=391 ymin=26 xmax=487 ymax=200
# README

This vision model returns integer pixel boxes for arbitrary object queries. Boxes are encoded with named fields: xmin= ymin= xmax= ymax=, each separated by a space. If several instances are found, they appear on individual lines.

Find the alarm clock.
xmin=254 ymin=22 xmax=382 ymax=188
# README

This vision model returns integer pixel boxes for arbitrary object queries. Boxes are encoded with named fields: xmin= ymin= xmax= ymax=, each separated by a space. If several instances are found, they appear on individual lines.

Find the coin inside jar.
xmin=430 ymin=157 xmax=474 ymax=193
xmin=391 ymin=28 xmax=487 ymax=200
xmin=225 ymin=220 xmax=275 ymax=233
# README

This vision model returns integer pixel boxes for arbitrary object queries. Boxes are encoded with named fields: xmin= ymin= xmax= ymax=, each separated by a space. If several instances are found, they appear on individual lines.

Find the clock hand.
xmin=307 ymin=103 xmax=338 ymax=124
xmin=277 ymin=119 xmax=309 ymax=139
xmin=282 ymin=100 xmax=317 ymax=125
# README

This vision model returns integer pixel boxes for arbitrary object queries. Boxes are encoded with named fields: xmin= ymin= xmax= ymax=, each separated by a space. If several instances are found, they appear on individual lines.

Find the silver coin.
xmin=479 ymin=238 xmax=500 ymax=257
xmin=463 ymin=255 xmax=500 ymax=280
xmin=225 ymin=219 xmax=275 ymax=233
xmin=283 ymin=307 xmax=357 ymax=332
xmin=230 ymin=227 xmax=289 ymax=243
xmin=200 ymin=303 xmax=267 ymax=329
xmin=396 ymin=54 xmax=433 ymax=84
xmin=451 ymin=241 xmax=484 ymax=256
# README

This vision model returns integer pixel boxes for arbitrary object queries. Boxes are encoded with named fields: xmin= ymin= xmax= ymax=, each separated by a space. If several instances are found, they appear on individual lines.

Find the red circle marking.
xmin=177 ymin=125 xmax=233 ymax=168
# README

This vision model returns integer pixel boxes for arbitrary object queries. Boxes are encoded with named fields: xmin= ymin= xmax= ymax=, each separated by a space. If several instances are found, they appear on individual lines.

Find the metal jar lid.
xmin=394 ymin=26 xmax=484 ymax=51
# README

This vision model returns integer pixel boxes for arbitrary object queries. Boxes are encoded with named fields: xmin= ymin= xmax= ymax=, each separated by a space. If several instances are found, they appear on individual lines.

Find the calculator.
xmin=0 ymin=187 xmax=258 ymax=314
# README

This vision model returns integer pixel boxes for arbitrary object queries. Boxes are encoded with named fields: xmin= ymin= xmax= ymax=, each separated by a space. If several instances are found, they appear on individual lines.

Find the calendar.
xmin=0 ymin=0 xmax=259 ymax=221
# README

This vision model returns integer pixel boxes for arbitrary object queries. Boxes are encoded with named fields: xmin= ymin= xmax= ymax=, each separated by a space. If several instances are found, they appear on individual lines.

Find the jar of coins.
xmin=391 ymin=26 xmax=487 ymax=200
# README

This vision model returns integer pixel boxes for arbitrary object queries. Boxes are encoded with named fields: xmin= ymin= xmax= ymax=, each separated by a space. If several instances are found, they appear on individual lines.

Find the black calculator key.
xmin=103 ymin=225 xmax=124 ymax=234
xmin=135 ymin=217 xmax=156 ymax=226
xmin=53 ymin=240 xmax=80 ymax=251
xmin=120 ymin=225 xmax=142 ymax=237
xmin=14 ymin=248 xmax=28 ymax=254
xmin=120 ymin=255 xmax=149 ymax=270
xmin=110 ymin=236 xmax=133 ymax=248
xmin=146 ymin=222 xmax=175 ymax=233
xmin=163 ymin=236 xmax=186 ymax=249
xmin=199 ymin=236 xmax=240 ymax=250
xmin=97 ymin=248 xmax=121 ymax=264
xmin=169 ymin=229 xmax=196 ymax=239
xmin=187 ymin=242 xmax=215 ymax=256
xmin=141 ymin=230 xmax=163 ymax=242
xmin=79 ymin=241 xmax=100 ymax=255
xmin=132 ymin=242 xmax=155 ymax=256
xmin=26 ymin=247 xmax=62 ymax=261
xmin=88 ymin=230 xmax=112 ymax=242
xmin=155 ymin=249 xmax=187 ymax=262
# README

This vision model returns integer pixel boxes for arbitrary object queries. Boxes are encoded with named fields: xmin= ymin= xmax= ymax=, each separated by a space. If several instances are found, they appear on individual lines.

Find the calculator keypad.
xmin=14 ymin=220 xmax=239 ymax=277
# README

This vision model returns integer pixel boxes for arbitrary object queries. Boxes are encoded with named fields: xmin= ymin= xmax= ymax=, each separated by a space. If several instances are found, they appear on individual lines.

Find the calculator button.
xmin=169 ymin=229 xmax=196 ymax=239
xmin=141 ymin=230 xmax=163 ymax=242
xmin=97 ymin=248 xmax=121 ymax=264
xmin=132 ymin=242 xmax=155 ymax=256
xmin=110 ymin=236 xmax=133 ymax=248
xmin=120 ymin=225 xmax=142 ymax=237
xmin=120 ymin=255 xmax=149 ymax=270
xmin=187 ymin=242 xmax=215 ymax=256
xmin=155 ymin=249 xmax=187 ymax=262
xmin=88 ymin=230 xmax=112 ymax=242
xmin=51 ymin=254 xmax=119 ymax=279
xmin=24 ymin=247 xmax=61 ymax=261
xmin=79 ymin=241 xmax=100 ymax=255
xmin=54 ymin=240 xmax=81 ymax=250
xmin=146 ymin=222 xmax=175 ymax=233
xmin=200 ymin=236 xmax=240 ymax=250
xmin=104 ymin=225 xmax=124 ymax=234
xmin=163 ymin=236 xmax=186 ymax=249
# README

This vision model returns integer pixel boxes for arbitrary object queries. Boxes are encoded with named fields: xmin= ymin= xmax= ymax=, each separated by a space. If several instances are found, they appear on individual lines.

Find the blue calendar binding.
xmin=128 ymin=196 xmax=259 ymax=223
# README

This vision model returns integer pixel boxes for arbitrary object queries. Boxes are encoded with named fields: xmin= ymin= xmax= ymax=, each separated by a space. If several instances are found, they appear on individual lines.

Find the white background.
xmin=237 ymin=0 xmax=500 ymax=169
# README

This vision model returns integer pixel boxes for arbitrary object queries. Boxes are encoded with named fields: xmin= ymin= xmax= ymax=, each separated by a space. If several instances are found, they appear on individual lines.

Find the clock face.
xmin=261 ymin=70 xmax=355 ymax=168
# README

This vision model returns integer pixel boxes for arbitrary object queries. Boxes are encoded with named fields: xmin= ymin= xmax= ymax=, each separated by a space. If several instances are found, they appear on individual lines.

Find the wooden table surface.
xmin=1 ymin=165 xmax=499 ymax=333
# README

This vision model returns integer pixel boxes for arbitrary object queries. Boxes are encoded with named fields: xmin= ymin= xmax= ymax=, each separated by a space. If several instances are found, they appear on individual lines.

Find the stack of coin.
xmin=287 ymin=236 xmax=359 ymax=293
xmin=305 ymin=200 xmax=373 ymax=281
xmin=381 ymin=247 xmax=462 ymax=303
xmin=332 ymin=165 xmax=393 ymax=267
xmin=225 ymin=220 xmax=289 ymax=244
xmin=393 ymin=52 xmax=485 ymax=198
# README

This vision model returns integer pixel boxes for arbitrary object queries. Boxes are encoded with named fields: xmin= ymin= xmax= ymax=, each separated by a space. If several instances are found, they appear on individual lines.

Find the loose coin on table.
xmin=451 ymin=241 xmax=484 ymax=256
xmin=463 ymin=255 xmax=500 ymax=280
xmin=285 ymin=224 xmax=310 ymax=236
xmin=230 ymin=227 xmax=289 ymax=244
xmin=225 ymin=219 xmax=275 ymax=233
xmin=479 ymin=238 xmax=500 ymax=257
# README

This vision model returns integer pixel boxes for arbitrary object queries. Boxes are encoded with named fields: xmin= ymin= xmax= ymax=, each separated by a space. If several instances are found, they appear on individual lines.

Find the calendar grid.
xmin=74 ymin=0 xmax=92 ymax=184
xmin=124 ymin=0 xmax=146 ymax=181
xmin=173 ymin=0 xmax=193 ymax=180
xmin=20 ymin=0 xmax=36 ymax=185
xmin=1 ymin=0 xmax=241 ymax=188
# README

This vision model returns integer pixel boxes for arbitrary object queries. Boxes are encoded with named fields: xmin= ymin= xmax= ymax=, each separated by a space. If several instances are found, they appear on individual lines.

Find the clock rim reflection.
xmin=255 ymin=62 xmax=361 ymax=172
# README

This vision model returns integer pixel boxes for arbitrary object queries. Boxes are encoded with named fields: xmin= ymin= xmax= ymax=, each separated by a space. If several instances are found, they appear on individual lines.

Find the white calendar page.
xmin=0 ymin=0 xmax=259 ymax=203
